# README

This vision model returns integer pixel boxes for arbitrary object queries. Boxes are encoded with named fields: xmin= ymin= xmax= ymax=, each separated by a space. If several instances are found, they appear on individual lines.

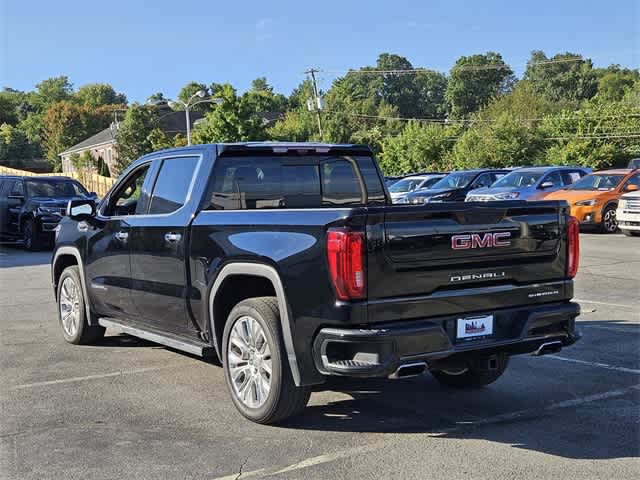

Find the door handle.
xmin=114 ymin=231 xmax=129 ymax=242
xmin=164 ymin=232 xmax=182 ymax=244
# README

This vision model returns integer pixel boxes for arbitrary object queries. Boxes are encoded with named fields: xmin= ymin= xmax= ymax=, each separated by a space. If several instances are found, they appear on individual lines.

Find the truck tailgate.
xmin=365 ymin=201 xmax=570 ymax=321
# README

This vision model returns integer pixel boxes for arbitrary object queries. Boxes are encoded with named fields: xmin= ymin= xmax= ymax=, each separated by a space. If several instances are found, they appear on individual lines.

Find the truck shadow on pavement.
xmin=280 ymin=320 xmax=639 ymax=461
xmin=0 ymin=246 xmax=52 ymax=268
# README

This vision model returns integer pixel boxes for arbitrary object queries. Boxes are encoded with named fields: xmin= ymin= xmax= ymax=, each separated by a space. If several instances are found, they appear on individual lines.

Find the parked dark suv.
xmin=0 ymin=175 xmax=95 ymax=250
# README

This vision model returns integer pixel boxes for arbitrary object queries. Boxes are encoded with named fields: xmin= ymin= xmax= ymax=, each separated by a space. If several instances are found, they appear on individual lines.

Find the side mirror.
xmin=67 ymin=199 xmax=96 ymax=221
xmin=625 ymin=184 xmax=638 ymax=192
xmin=540 ymin=181 xmax=554 ymax=189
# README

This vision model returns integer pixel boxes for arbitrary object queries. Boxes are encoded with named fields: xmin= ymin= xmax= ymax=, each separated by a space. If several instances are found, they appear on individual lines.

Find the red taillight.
xmin=326 ymin=229 xmax=365 ymax=300
xmin=567 ymin=216 xmax=580 ymax=278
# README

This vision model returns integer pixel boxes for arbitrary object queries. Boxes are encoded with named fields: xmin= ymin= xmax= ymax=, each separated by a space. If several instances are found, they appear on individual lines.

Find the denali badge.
xmin=450 ymin=272 xmax=506 ymax=283
xmin=451 ymin=232 xmax=512 ymax=250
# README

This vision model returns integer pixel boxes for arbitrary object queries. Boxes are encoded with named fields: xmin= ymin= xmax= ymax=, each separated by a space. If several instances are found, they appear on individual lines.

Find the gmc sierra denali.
xmin=51 ymin=142 xmax=581 ymax=424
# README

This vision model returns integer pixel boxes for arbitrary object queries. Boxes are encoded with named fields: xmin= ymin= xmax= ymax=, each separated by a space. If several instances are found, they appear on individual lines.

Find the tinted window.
xmin=10 ymin=180 xmax=24 ymax=196
xmin=354 ymin=157 xmax=385 ymax=204
xmin=431 ymin=172 xmax=477 ymax=189
xmin=472 ymin=173 xmax=493 ymax=188
xmin=207 ymin=155 xmax=372 ymax=210
xmin=543 ymin=172 xmax=563 ymax=187
xmin=0 ymin=179 xmax=7 ymax=198
xmin=623 ymin=174 xmax=639 ymax=190
xmin=26 ymin=179 xmax=88 ymax=197
xmin=321 ymin=159 xmax=364 ymax=205
xmin=148 ymin=157 xmax=199 ymax=214
xmin=569 ymin=174 xmax=625 ymax=191
xmin=493 ymin=171 xmax=543 ymax=187
xmin=388 ymin=177 xmax=425 ymax=193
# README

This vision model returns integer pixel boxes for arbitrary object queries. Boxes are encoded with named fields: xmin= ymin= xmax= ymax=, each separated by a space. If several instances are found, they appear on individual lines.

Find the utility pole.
xmin=305 ymin=68 xmax=324 ymax=137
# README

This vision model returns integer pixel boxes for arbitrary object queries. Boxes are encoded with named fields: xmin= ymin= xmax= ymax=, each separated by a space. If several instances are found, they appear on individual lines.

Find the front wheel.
xmin=57 ymin=266 xmax=105 ymax=344
xmin=600 ymin=205 xmax=618 ymax=233
xmin=431 ymin=355 xmax=509 ymax=388
xmin=222 ymin=297 xmax=311 ymax=424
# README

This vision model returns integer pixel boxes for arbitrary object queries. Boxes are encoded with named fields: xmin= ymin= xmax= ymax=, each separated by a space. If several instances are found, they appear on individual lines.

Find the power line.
xmin=323 ymin=110 xmax=640 ymax=125
xmin=320 ymin=56 xmax=588 ymax=76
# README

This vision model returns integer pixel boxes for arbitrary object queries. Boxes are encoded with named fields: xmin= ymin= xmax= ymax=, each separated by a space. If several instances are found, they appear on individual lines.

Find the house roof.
xmin=59 ymin=110 xmax=205 ymax=156
xmin=59 ymin=127 xmax=116 ymax=155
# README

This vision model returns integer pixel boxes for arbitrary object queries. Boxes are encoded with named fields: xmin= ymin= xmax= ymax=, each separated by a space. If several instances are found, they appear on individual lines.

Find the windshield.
xmin=492 ymin=171 xmax=543 ymax=188
xmin=431 ymin=172 xmax=476 ymax=189
xmin=568 ymin=174 xmax=625 ymax=191
xmin=389 ymin=177 xmax=426 ymax=193
xmin=26 ymin=179 xmax=89 ymax=198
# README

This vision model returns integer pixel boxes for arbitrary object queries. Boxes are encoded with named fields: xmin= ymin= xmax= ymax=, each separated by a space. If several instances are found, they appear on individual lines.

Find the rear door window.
xmin=148 ymin=157 xmax=199 ymax=215
xmin=321 ymin=159 xmax=364 ymax=206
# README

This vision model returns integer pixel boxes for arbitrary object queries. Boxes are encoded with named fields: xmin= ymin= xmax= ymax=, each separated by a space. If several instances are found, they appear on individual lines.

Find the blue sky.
xmin=1 ymin=0 xmax=638 ymax=102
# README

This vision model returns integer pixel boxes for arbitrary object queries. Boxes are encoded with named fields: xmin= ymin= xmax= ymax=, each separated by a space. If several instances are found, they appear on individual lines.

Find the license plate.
xmin=456 ymin=314 xmax=494 ymax=340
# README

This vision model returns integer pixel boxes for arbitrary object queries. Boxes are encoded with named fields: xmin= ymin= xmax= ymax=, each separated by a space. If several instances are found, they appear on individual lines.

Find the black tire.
xmin=621 ymin=229 xmax=640 ymax=237
xmin=57 ymin=265 xmax=105 ymax=345
xmin=23 ymin=218 xmax=41 ymax=251
xmin=600 ymin=205 xmax=618 ymax=233
xmin=222 ymin=296 xmax=311 ymax=424
xmin=431 ymin=355 xmax=509 ymax=389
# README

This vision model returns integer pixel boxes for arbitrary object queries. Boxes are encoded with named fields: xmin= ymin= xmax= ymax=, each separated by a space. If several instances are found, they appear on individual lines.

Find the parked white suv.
xmin=616 ymin=190 xmax=640 ymax=237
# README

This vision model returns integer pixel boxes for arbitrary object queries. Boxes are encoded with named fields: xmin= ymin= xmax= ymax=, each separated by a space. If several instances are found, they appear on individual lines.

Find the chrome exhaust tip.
xmin=532 ymin=340 xmax=562 ymax=356
xmin=389 ymin=362 xmax=427 ymax=379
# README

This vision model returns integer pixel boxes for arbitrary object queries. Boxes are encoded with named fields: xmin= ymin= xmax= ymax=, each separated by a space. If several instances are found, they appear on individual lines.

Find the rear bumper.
xmin=312 ymin=301 xmax=580 ymax=378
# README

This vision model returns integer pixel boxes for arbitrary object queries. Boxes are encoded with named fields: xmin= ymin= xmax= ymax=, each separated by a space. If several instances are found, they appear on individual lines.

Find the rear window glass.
xmin=206 ymin=155 xmax=383 ymax=210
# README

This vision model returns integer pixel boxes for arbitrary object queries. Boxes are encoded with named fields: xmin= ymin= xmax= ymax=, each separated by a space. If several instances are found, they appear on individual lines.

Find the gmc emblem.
xmin=451 ymin=232 xmax=512 ymax=250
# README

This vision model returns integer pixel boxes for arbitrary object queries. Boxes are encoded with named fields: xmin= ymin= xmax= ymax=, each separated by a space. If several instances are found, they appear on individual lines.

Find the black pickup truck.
xmin=52 ymin=142 xmax=581 ymax=424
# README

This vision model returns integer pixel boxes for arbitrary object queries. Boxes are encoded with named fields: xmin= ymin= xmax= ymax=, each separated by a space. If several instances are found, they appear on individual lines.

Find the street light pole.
xmin=166 ymin=91 xmax=223 ymax=146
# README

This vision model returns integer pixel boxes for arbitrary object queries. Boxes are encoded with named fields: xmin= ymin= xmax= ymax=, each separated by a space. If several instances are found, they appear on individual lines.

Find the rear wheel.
xmin=431 ymin=355 xmax=509 ymax=388
xmin=600 ymin=205 xmax=618 ymax=233
xmin=57 ymin=266 xmax=105 ymax=344
xmin=222 ymin=297 xmax=311 ymax=424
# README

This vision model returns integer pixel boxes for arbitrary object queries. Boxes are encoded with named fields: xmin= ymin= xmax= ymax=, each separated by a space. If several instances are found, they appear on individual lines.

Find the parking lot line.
xmin=6 ymin=364 xmax=189 ymax=391
xmin=573 ymin=298 xmax=639 ymax=309
xmin=210 ymin=383 xmax=640 ymax=480
xmin=541 ymin=354 xmax=640 ymax=375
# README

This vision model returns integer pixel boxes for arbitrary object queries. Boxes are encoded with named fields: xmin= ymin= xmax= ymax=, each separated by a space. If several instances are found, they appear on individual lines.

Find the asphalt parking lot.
xmin=1 ymin=233 xmax=638 ymax=480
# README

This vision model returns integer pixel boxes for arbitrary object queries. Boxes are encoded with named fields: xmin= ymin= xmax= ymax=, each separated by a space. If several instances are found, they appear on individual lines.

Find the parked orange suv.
xmin=542 ymin=169 xmax=639 ymax=233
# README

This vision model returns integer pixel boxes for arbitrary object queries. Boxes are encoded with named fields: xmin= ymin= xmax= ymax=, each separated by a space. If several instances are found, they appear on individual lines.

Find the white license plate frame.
xmin=456 ymin=314 xmax=494 ymax=341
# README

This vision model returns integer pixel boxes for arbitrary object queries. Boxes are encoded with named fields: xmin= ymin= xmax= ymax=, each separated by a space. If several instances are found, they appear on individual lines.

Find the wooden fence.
xmin=0 ymin=166 xmax=116 ymax=197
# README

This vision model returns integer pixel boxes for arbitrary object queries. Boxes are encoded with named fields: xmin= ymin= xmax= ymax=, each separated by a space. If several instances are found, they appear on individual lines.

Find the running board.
xmin=98 ymin=317 xmax=215 ymax=357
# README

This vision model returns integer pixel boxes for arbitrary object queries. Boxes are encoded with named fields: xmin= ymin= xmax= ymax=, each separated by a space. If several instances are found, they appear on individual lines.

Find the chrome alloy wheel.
xmin=227 ymin=315 xmax=273 ymax=409
xmin=59 ymin=277 xmax=81 ymax=337
xmin=603 ymin=208 xmax=617 ymax=232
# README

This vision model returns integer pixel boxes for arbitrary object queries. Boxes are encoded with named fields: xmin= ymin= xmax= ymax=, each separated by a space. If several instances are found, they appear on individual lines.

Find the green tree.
xmin=541 ymin=85 xmax=640 ymax=168
xmin=596 ymin=67 xmax=639 ymax=102
xmin=192 ymin=84 xmax=266 ymax=143
xmin=378 ymin=122 xmax=458 ymax=175
xmin=115 ymin=103 xmax=159 ymax=172
xmin=41 ymin=101 xmax=111 ymax=170
xmin=75 ymin=83 xmax=127 ymax=108
xmin=0 ymin=123 xmax=34 ymax=165
xmin=451 ymin=113 xmax=545 ymax=168
xmin=445 ymin=52 xmax=514 ymax=118
xmin=524 ymin=51 xmax=598 ymax=103
xmin=413 ymin=70 xmax=448 ymax=119
xmin=147 ymin=92 xmax=168 ymax=104
xmin=32 ymin=76 xmax=73 ymax=111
